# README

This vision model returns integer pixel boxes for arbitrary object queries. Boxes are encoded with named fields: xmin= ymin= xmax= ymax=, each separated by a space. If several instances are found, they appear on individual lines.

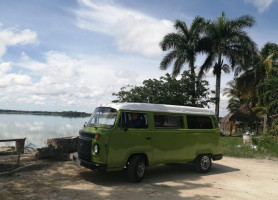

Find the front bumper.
xmin=73 ymin=152 xmax=106 ymax=171
xmin=213 ymin=154 xmax=223 ymax=161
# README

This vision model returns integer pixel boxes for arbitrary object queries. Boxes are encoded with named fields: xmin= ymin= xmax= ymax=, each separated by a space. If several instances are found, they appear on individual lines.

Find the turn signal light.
xmin=95 ymin=134 xmax=100 ymax=140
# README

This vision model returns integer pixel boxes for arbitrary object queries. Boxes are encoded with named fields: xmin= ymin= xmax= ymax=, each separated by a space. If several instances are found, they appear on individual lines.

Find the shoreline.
xmin=0 ymin=109 xmax=91 ymax=118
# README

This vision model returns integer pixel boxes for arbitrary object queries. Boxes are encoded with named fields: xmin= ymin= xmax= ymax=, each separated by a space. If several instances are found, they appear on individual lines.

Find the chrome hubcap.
xmin=137 ymin=162 xmax=146 ymax=177
xmin=201 ymin=156 xmax=210 ymax=170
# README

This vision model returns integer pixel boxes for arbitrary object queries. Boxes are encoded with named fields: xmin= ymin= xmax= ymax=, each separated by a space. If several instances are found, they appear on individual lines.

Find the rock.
xmin=47 ymin=136 xmax=78 ymax=153
xmin=35 ymin=136 xmax=78 ymax=160
xmin=35 ymin=146 xmax=55 ymax=159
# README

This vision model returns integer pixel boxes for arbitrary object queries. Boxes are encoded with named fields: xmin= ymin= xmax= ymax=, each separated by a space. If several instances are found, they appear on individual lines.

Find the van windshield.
xmin=87 ymin=107 xmax=117 ymax=128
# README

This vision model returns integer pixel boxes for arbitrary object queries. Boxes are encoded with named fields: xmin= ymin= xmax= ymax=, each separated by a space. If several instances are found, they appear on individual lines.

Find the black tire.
xmin=127 ymin=155 xmax=146 ymax=182
xmin=194 ymin=154 xmax=211 ymax=173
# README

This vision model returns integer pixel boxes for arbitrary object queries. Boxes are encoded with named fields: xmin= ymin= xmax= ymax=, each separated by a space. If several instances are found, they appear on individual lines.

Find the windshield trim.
xmin=87 ymin=107 xmax=118 ymax=128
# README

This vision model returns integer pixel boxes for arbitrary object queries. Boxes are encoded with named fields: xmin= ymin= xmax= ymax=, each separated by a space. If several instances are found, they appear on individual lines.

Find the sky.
xmin=0 ymin=0 xmax=278 ymax=117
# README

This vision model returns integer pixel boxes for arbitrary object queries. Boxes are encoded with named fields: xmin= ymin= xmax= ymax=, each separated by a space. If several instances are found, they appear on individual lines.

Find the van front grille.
xmin=77 ymin=137 xmax=92 ymax=161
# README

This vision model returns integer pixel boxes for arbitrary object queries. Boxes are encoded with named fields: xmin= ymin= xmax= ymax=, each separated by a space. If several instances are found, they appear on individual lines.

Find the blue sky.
xmin=0 ymin=0 xmax=277 ymax=116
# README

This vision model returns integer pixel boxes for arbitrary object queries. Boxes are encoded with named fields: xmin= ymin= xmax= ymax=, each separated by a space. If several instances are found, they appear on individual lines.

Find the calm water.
xmin=0 ymin=114 xmax=89 ymax=148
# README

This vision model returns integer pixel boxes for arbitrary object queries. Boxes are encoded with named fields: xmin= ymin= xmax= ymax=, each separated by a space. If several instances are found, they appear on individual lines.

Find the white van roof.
xmin=100 ymin=103 xmax=214 ymax=115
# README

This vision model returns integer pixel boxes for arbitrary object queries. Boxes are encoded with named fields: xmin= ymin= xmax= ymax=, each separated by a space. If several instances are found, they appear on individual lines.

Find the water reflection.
xmin=0 ymin=114 xmax=89 ymax=148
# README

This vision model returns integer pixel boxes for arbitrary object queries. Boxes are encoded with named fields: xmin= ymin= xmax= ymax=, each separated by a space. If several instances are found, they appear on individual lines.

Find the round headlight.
xmin=93 ymin=144 xmax=100 ymax=154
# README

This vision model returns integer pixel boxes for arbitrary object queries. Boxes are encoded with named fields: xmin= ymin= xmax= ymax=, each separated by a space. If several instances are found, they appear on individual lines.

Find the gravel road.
xmin=0 ymin=156 xmax=277 ymax=200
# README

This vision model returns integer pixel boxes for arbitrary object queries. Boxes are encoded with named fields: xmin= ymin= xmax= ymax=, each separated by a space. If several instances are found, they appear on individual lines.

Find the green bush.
xmin=220 ymin=136 xmax=278 ymax=159
xmin=252 ymin=136 xmax=278 ymax=156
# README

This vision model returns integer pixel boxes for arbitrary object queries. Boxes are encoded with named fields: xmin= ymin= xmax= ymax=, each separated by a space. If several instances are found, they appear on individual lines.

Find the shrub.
xmin=220 ymin=136 xmax=278 ymax=158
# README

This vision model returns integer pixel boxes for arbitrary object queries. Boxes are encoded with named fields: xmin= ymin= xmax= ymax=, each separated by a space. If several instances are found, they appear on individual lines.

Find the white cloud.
xmin=20 ymin=52 xmax=30 ymax=61
xmin=0 ymin=25 xmax=38 ymax=59
xmin=75 ymin=0 xmax=174 ymax=57
xmin=0 ymin=62 xmax=12 ymax=74
xmin=16 ymin=95 xmax=46 ymax=105
xmin=0 ymin=62 xmax=32 ymax=88
xmin=245 ymin=0 xmax=275 ymax=13
xmin=31 ymin=95 xmax=46 ymax=105
xmin=0 ymin=49 xmax=170 ymax=110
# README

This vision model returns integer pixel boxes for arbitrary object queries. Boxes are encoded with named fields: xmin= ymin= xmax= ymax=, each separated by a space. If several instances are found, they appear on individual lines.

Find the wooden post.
xmin=15 ymin=138 xmax=26 ymax=154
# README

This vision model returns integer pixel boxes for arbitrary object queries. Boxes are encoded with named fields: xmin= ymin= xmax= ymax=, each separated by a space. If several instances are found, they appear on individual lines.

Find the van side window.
xmin=119 ymin=112 xmax=148 ymax=129
xmin=154 ymin=114 xmax=184 ymax=128
xmin=186 ymin=115 xmax=213 ymax=129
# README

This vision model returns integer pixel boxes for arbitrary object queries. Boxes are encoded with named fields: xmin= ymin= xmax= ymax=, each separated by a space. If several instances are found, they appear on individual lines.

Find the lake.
xmin=0 ymin=114 xmax=90 ymax=148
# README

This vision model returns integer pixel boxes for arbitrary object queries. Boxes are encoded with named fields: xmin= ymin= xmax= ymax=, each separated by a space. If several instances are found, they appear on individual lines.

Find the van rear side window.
xmin=187 ymin=115 xmax=213 ymax=129
xmin=154 ymin=114 xmax=183 ymax=128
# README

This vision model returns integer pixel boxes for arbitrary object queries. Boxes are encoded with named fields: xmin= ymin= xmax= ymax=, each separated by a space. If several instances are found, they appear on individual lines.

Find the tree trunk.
xmin=263 ymin=114 xmax=268 ymax=135
xmin=189 ymin=59 xmax=196 ymax=105
xmin=215 ymin=71 xmax=221 ymax=120
xmin=215 ymin=53 xmax=222 ymax=120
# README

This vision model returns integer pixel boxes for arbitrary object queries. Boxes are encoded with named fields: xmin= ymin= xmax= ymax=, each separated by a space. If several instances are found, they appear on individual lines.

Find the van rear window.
xmin=154 ymin=114 xmax=183 ymax=128
xmin=186 ymin=115 xmax=213 ymax=129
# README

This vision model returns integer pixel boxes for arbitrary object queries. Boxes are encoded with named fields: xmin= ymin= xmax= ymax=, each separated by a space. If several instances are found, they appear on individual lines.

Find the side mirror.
xmin=84 ymin=122 xmax=88 ymax=127
xmin=120 ymin=121 xmax=128 ymax=131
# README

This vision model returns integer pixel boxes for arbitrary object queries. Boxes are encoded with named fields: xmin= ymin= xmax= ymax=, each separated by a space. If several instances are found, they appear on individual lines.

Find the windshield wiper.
xmin=88 ymin=123 xmax=100 ymax=127
xmin=88 ymin=123 xmax=110 ymax=128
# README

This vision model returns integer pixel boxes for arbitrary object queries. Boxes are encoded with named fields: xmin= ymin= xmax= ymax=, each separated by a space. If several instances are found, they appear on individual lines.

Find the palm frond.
xmin=159 ymin=33 xmax=184 ymax=51
xmin=174 ymin=20 xmax=188 ymax=37
xmin=230 ymin=15 xmax=256 ymax=29
xmin=172 ymin=54 xmax=187 ymax=77
xmin=160 ymin=50 xmax=179 ymax=70
xmin=198 ymin=53 xmax=215 ymax=80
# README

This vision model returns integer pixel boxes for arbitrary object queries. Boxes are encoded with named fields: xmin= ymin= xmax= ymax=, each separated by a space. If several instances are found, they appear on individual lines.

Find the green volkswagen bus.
xmin=73 ymin=103 xmax=223 ymax=182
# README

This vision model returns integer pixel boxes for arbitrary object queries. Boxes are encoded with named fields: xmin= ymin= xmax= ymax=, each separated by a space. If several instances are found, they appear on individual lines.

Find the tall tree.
xmin=257 ymin=77 xmax=278 ymax=116
xmin=112 ymin=71 xmax=211 ymax=107
xmin=198 ymin=11 xmax=257 ymax=119
xmin=261 ymin=42 xmax=278 ymax=78
xmin=223 ymin=80 xmax=243 ymax=113
xmin=159 ymin=17 xmax=206 ymax=104
xmin=224 ymin=42 xmax=278 ymax=111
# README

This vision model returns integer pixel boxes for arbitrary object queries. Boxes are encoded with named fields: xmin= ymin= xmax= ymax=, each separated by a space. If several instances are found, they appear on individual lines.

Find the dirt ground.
xmin=0 ymin=156 xmax=278 ymax=200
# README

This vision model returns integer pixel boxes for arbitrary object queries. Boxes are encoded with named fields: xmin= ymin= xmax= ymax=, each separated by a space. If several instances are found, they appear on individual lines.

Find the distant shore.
xmin=0 ymin=109 xmax=91 ymax=118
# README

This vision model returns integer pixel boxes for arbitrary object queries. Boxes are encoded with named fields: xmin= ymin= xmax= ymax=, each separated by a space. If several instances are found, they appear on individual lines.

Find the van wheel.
xmin=127 ymin=155 xmax=146 ymax=182
xmin=194 ymin=154 xmax=211 ymax=173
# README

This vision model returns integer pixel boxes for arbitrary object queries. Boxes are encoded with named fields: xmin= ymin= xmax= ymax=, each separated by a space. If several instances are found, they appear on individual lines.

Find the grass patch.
xmin=220 ymin=136 xmax=278 ymax=159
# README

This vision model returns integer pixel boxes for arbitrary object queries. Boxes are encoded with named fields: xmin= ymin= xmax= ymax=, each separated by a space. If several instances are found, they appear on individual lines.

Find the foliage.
xmin=220 ymin=136 xmax=278 ymax=158
xmin=224 ymin=42 xmax=278 ymax=121
xmin=198 ymin=11 xmax=257 ymax=119
xmin=252 ymin=136 xmax=278 ymax=156
xmin=268 ymin=119 xmax=278 ymax=137
xmin=261 ymin=42 xmax=278 ymax=78
xmin=223 ymin=80 xmax=244 ymax=113
xmin=159 ymin=17 xmax=207 ymax=105
xmin=257 ymin=77 xmax=278 ymax=115
xmin=159 ymin=17 xmax=206 ymax=77
xmin=112 ymin=71 xmax=211 ymax=107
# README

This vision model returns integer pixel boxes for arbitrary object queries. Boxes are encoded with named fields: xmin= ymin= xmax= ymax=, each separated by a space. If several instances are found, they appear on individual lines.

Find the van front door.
xmin=106 ymin=111 xmax=152 ymax=170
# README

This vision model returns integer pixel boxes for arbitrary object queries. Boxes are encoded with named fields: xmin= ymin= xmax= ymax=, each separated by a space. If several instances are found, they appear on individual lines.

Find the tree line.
xmin=0 ymin=109 xmax=91 ymax=118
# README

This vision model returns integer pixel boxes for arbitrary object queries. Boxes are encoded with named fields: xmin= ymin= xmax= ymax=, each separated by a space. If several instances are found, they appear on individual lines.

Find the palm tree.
xmin=223 ymin=80 xmax=243 ymax=113
xmin=229 ymin=42 xmax=278 ymax=110
xmin=261 ymin=42 xmax=278 ymax=78
xmin=198 ymin=11 xmax=257 ymax=119
xmin=224 ymin=42 xmax=278 ymax=134
xmin=159 ymin=17 xmax=206 ymax=105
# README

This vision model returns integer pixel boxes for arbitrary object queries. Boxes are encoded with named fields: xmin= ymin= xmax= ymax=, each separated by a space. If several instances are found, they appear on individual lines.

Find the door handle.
xmin=145 ymin=137 xmax=152 ymax=140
